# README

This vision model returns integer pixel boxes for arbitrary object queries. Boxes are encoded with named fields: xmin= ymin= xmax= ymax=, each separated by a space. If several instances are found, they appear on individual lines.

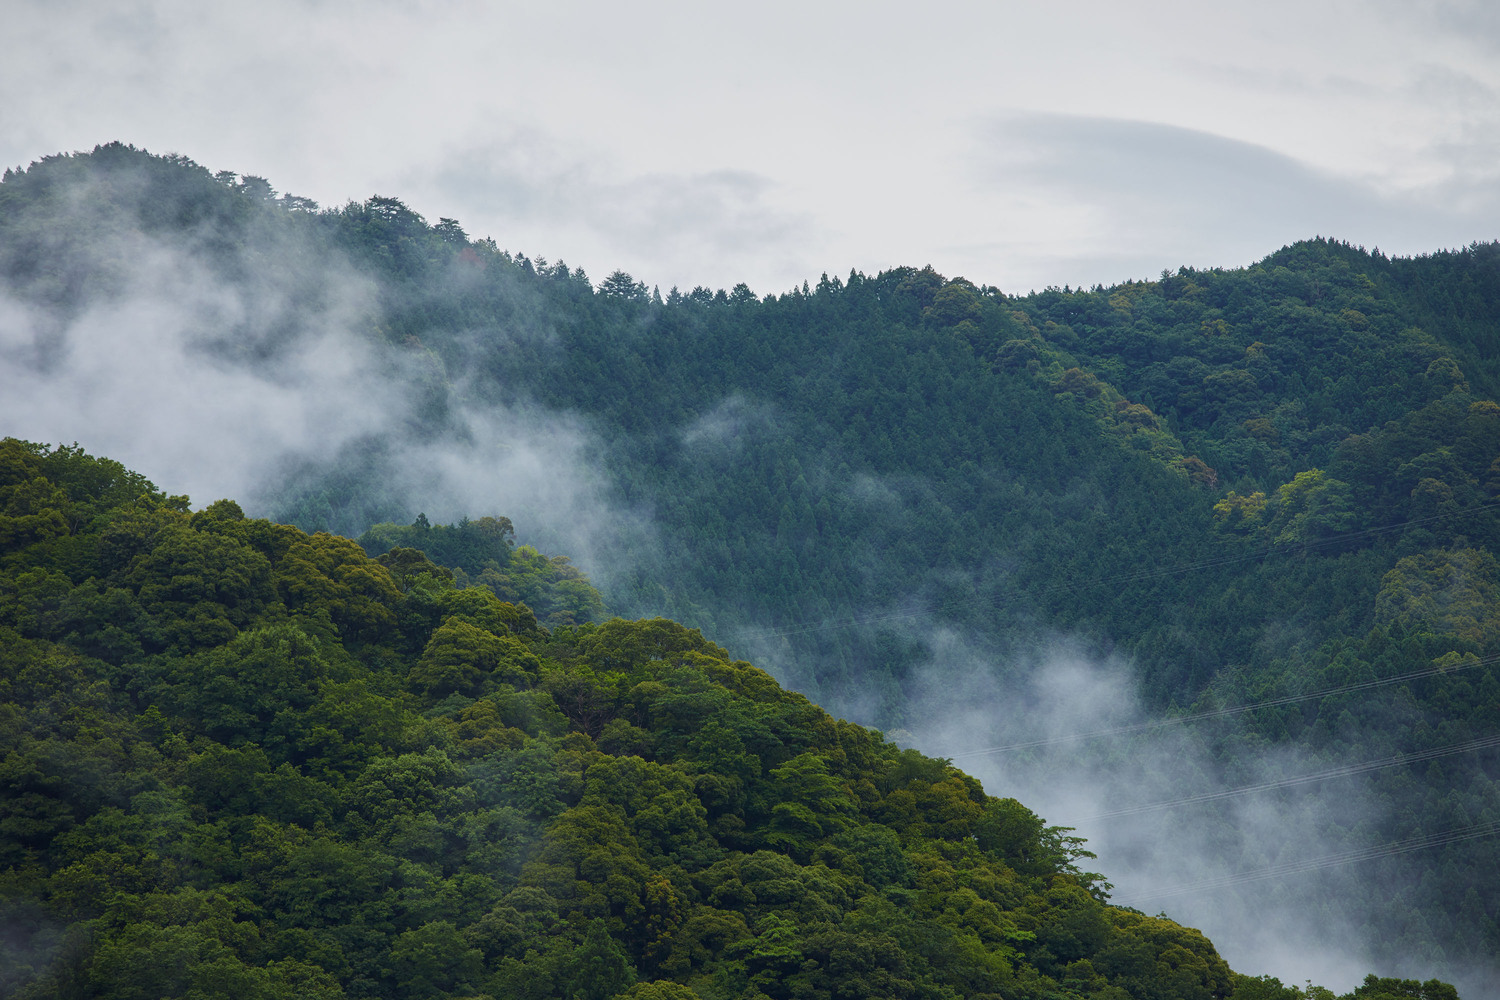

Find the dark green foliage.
xmin=361 ymin=516 xmax=515 ymax=579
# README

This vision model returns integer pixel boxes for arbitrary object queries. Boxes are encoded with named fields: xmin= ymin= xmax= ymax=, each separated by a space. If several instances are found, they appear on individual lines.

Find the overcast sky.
xmin=6 ymin=0 xmax=1500 ymax=294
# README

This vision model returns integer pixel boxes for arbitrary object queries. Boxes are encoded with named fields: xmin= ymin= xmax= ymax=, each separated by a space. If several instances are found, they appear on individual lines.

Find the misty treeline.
xmin=1 ymin=436 xmax=1446 ymax=1000
xmin=1 ymin=144 xmax=1496 ymax=993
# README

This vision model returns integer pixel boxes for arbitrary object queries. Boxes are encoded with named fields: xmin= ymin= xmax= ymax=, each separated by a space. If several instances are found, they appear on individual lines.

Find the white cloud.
xmin=0 ymin=167 xmax=653 ymax=588
xmin=6 ymin=0 xmax=1499 ymax=298
xmin=0 ymin=224 xmax=389 ymax=506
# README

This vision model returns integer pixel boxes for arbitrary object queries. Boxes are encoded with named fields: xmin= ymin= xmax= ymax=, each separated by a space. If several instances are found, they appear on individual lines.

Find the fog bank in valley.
xmin=891 ymin=627 xmax=1490 ymax=997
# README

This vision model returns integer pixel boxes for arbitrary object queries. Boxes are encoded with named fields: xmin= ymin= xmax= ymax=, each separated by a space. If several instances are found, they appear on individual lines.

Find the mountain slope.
xmin=2 ymin=144 xmax=1497 ymax=992
xmin=0 ymin=437 xmax=1385 ymax=1000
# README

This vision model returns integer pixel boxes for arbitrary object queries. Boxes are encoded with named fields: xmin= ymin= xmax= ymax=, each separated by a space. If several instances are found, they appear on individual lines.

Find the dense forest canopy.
xmin=2 ymin=143 xmax=1498 ymax=995
xmin=3 ymin=436 xmax=1449 ymax=1000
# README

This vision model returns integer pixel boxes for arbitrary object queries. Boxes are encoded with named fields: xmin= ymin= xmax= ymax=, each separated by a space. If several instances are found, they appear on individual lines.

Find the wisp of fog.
xmin=0 ymin=164 xmax=655 ymax=593
xmin=891 ymin=625 xmax=1490 ymax=996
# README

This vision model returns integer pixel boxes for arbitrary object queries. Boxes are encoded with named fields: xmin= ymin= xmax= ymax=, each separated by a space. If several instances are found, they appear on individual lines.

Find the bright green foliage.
xmin=275 ymin=533 xmax=403 ymax=643
xmin=1094 ymin=910 xmax=1231 ymax=1000
xmin=0 ymin=440 xmax=1406 ymax=1000
xmin=360 ymin=515 xmax=515 ymax=578
xmin=412 ymin=619 xmax=540 ymax=699
xmin=1342 ymin=976 xmax=1460 ymax=1000
xmin=1228 ymin=974 xmax=1312 ymax=1000
xmin=360 ymin=517 xmax=605 ymax=628
xmin=1263 ymin=469 xmax=1357 ymax=545
xmin=1375 ymin=547 xmax=1500 ymax=645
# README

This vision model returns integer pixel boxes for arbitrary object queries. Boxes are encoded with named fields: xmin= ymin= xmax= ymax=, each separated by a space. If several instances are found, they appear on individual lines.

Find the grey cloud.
xmin=1382 ymin=0 xmax=1500 ymax=50
xmin=970 ymin=112 xmax=1500 ymax=284
xmin=1408 ymin=63 xmax=1500 ymax=107
xmin=409 ymin=128 xmax=813 ymax=290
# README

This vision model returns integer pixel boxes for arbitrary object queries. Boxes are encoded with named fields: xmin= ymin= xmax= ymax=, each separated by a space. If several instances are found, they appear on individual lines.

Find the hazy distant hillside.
xmin=2 ymin=144 xmax=1497 ymax=994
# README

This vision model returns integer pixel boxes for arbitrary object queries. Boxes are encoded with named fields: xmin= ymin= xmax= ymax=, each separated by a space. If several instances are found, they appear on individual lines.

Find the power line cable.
xmin=1081 ymin=732 xmax=1500 ymax=820
xmin=716 ymin=486 xmax=1500 ymax=907
xmin=1118 ymin=822 xmax=1500 ymax=906
xmin=735 ymin=498 xmax=1500 ymax=642
xmin=948 ymin=651 xmax=1500 ymax=759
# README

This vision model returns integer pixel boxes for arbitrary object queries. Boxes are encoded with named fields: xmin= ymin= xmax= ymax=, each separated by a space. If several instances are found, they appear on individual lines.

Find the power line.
xmin=1117 ymin=822 xmax=1500 ymax=906
xmin=716 ymin=488 xmax=1500 ymax=909
xmin=948 ymin=651 xmax=1500 ymax=759
xmin=734 ymin=498 xmax=1500 ymax=642
xmin=1082 ymin=732 xmax=1500 ymax=821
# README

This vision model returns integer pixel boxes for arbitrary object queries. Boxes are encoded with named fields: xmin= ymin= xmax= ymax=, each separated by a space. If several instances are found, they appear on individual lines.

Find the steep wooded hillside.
xmin=2 ymin=438 xmax=1428 ymax=1000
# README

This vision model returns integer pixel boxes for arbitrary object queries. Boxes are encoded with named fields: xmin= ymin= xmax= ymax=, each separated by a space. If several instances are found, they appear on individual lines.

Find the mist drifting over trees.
xmin=2 ymin=144 xmax=1498 ymax=998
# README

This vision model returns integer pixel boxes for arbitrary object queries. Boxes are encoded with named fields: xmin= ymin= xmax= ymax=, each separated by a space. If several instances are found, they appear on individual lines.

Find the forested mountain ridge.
xmin=2 ymin=143 xmax=1498 ymax=993
xmin=0 ymin=437 xmax=1444 ymax=999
